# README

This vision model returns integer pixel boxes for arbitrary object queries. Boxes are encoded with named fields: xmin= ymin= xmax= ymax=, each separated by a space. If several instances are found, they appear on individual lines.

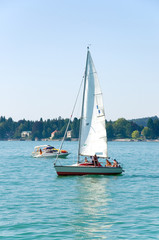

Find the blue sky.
xmin=0 ymin=0 xmax=159 ymax=121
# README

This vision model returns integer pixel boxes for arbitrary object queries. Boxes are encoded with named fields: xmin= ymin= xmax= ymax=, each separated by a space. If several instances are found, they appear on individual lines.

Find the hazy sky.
xmin=0 ymin=0 xmax=159 ymax=121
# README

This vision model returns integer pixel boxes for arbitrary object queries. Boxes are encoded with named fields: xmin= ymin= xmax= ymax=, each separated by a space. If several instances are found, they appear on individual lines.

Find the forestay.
xmin=79 ymin=49 xmax=108 ymax=158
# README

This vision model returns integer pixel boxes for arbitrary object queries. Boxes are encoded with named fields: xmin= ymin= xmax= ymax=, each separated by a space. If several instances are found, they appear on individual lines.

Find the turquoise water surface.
xmin=0 ymin=141 xmax=159 ymax=239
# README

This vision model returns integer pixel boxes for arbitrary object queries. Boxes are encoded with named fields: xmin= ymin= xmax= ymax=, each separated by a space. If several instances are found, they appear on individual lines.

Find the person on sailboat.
xmin=112 ymin=159 xmax=118 ymax=167
xmin=84 ymin=157 xmax=88 ymax=163
xmin=92 ymin=154 xmax=98 ymax=166
xmin=106 ymin=159 xmax=112 ymax=167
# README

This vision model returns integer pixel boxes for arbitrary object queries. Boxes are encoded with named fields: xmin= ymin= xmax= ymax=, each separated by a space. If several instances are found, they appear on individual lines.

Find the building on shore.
xmin=21 ymin=131 xmax=32 ymax=138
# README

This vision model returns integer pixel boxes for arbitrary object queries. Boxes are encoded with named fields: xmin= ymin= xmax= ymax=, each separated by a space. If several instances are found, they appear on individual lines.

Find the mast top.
xmin=87 ymin=44 xmax=91 ymax=51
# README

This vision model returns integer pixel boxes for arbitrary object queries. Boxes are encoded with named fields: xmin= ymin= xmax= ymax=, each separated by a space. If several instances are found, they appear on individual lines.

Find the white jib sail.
xmin=79 ymin=50 xmax=108 ymax=158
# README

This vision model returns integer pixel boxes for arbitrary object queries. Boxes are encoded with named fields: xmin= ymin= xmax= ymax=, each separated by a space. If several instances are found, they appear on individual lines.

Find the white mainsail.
xmin=78 ymin=49 xmax=108 ymax=158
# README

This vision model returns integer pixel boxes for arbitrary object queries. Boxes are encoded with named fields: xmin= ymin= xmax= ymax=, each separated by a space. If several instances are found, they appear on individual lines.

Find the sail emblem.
xmin=97 ymin=105 xmax=101 ymax=114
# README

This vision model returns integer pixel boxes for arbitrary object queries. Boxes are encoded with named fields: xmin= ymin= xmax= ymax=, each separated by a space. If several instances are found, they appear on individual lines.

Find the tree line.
xmin=0 ymin=116 xmax=79 ymax=140
xmin=0 ymin=116 xmax=159 ymax=140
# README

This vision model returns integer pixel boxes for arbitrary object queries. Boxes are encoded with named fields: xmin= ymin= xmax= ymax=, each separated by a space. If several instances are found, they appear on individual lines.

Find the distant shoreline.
xmin=112 ymin=139 xmax=159 ymax=142
xmin=4 ymin=138 xmax=159 ymax=142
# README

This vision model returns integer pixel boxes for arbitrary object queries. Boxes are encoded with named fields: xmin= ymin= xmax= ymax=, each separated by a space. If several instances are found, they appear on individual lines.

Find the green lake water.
xmin=0 ymin=140 xmax=159 ymax=239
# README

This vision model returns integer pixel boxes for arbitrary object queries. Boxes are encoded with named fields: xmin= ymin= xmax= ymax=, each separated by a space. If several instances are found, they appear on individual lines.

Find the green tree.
xmin=71 ymin=118 xmax=79 ymax=138
xmin=46 ymin=127 xmax=52 ymax=138
xmin=114 ymin=118 xmax=128 ymax=138
xmin=106 ymin=121 xmax=114 ymax=139
xmin=131 ymin=130 xmax=140 ymax=139
xmin=13 ymin=123 xmax=23 ymax=138
xmin=0 ymin=116 xmax=6 ymax=122
xmin=0 ymin=124 xmax=6 ymax=139
xmin=42 ymin=129 xmax=47 ymax=139
xmin=154 ymin=119 xmax=159 ymax=138
xmin=57 ymin=117 xmax=64 ymax=130
xmin=147 ymin=118 xmax=154 ymax=129
xmin=32 ymin=121 xmax=43 ymax=139
xmin=141 ymin=127 xmax=151 ymax=139
xmin=147 ymin=118 xmax=155 ymax=138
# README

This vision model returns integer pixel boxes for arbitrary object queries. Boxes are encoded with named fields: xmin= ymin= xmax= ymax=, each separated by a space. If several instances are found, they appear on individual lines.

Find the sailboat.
xmin=54 ymin=48 xmax=123 ymax=176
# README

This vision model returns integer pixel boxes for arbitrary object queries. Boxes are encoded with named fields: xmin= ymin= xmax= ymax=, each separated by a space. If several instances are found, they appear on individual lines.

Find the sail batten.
xmin=78 ymin=50 xmax=108 ymax=159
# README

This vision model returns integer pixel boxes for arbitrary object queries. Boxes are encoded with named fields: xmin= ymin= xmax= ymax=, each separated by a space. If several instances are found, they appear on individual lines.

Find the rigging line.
xmin=54 ymin=75 xmax=84 ymax=165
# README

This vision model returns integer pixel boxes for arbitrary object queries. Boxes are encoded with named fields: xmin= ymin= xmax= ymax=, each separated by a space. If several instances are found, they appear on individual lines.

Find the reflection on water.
xmin=73 ymin=176 xmax=113 ymax=239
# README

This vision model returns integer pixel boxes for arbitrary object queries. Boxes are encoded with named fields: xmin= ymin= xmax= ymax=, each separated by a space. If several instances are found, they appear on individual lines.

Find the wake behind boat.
xmin=32 ymin=145 xmax=69 ymax=158
xmin=54 ymin=48 xmax=123 ymax=175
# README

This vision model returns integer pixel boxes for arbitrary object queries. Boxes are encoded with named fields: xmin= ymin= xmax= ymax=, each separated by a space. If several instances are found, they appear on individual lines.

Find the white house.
xmin=21 ymin=131 xmax=32 ymax=138
xmin=67 ymin=130 xmax=72 ymax=138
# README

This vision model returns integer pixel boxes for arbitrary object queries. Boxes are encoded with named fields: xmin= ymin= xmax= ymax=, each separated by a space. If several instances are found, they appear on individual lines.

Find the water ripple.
xmin=0 ymin=141 xmax=159 ymax=239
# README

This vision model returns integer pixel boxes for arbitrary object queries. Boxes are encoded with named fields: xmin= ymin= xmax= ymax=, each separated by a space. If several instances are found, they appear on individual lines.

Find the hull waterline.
xmin=54 ymin=165 xmax=123 ymax=176
xmin=32 ymin=153 xmax=69 ymax=158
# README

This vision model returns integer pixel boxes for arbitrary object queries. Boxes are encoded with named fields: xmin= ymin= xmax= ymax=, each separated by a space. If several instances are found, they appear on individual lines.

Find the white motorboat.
xmin=32 ymin=145 xmax=69 ymax=158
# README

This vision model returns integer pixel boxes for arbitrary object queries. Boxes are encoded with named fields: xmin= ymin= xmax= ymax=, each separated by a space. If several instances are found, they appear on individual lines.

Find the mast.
xmin=77 ymin=47 xmax=89 ymax=163
xmin=78 ymin=48 xmax=108 ymax=159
